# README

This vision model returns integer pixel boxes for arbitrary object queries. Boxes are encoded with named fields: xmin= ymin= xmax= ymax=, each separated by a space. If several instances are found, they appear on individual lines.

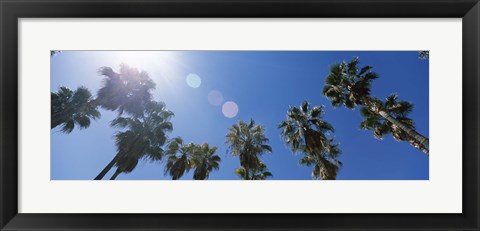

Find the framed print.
xmin=1 ymin=0 xmax=479 ymax=230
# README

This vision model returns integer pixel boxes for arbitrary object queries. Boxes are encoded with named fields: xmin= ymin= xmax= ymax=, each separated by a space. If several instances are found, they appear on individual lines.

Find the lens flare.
xmin=208 ymin=90 xmax=224 ymax=106
xmin=186 ymin=73 xmax=201 ymax=88
xmin=222 ymin=101 xmax=239 ymax=118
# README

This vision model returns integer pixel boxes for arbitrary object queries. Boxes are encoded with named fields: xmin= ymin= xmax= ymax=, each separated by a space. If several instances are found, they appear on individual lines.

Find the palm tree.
xmin=109 ymin=155 xmax=138 ymax=180
xmin=51 ymin=86 xmax=100 ymax=133
xmin=225 ymin=119 xmax=272 ymax=180
xmin=418 ymin=51 xmax=429 ymax=60
xmin=360 ymin=94 xmax=429 ymax=154
xmin=51 ymin=51 xmax=62 ymax=56
xmin=164 ymin=137 xmax=196 ymax=180
xmin=322 ymin=57 xmax=429 ymax=155
xmin=94 ymin=64 xmax=164 ymax=179
xmin=192 ymin=143 xmax=221 ymax=180
xmin=298 ymin=140 xmax=342 ymax=180
xmin=96 ymin=64 xmax=156 ymax=117
xmin=235 ymin=162 xmax=272 ymax=180
xmin=94 ymin=101 xmax=173 ymax=180
xmin=278 ymin=101 xmax=341 ymax=180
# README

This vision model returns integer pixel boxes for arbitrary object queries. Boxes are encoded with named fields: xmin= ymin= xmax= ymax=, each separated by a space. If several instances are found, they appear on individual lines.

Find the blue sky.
xmin=51 ymin=51 xmax=429 ymax=180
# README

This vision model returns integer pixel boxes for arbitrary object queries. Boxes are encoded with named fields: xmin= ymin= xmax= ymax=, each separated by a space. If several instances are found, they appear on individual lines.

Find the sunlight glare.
xmin=96 ymin=51 xmax=181 ymax=85
xmin=222 ymin=101 xmax=239 ymax=118
xmin=186 ymin=73 xmax=201 ymax=88
xmin=208 ymin=90 xmax=224 ymax=106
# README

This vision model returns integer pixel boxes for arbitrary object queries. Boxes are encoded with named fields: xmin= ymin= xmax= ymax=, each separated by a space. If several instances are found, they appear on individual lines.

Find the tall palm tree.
xmin=418 ymin=51 xmax=429 ymax=60
xmin=192 ymin=143 xmax=221 ymax=180
xmin=322 ymin=57 xmax=429 ymax=155
xmin=298 ymin=140 xmax=341 ymax=180
xmin=51 ymin=51 xmax=62 ymax=56
xmin=360 ymin=94 xmax=429 ymax=154
xmin=164 ymin=137 xmax=196 ymax=180
xmin=278 ymin=101 xmax=341 ymax=180
xmin=235 ymin=162 xmax=273 ymax=180
xmin=51 ymin=86 xmax=100 ymax=133
xmin=225 ymin=119 xmax=272 ymax=180
xmin=94 ymin=64 xmax=163 ymax=179
xmin=94 ymin=101 xmax=173 ymax=180
xmin=96 ymin=64 xmax=156 ymax=117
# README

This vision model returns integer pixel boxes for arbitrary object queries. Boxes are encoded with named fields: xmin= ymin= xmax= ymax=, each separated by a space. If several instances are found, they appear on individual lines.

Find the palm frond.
xmin=323 ymin=57 xmax=379 ymax=109
xmin=279 ymin=101 xmax=342 ymax=180
xmin=51 ymin=86 xmax=100 ymax=133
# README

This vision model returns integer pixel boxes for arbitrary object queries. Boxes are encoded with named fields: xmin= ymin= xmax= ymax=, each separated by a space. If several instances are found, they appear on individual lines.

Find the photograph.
xmin=51 ymin=50 xmax=429 ymax=180
xmin=3 ymin=0 xmax=477 ymax=229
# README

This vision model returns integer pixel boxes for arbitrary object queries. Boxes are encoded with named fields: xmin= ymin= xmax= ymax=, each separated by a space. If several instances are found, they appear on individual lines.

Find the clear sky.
xmin=51 ymin=51 xmax=429 ymax=180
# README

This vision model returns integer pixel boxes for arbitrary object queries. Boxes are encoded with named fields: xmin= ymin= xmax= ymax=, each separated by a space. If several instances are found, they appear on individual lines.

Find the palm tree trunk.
xmin=406 ymin=137 xmax=429 ymax=155
xmin=364 ymin=98 xmax=429 ymax=155
xmin=94 ymin=154 xmax=120 ymax=180
xmin=110 ymin=168 xmax=122 ymax=180
xmin=245 ymin=166 xmax=250 ymax=180
xmin=377 ymin=111 xmax=429 ymax=155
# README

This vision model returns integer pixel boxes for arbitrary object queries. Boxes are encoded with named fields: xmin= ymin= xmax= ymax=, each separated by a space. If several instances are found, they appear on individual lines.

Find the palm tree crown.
xmin=225 ymin=119 xmax=272 ymax=180
xmin=192 ymin=143 xmax=221 ymax=180
xmin=107 ymin=101 xmax=173 ymax=180
xmin=51 ymin=51 xmax=62 ymax=56
xmin=298 ymin=141 xmax=341 ymax=180
xmin=164 ymin=137 xmax=197 ymax=180
xmin=235 ymin=162 xmax=273 ymax=180
xmin=322 ymin=57 xmax=378 ymax=109
xmin=278 ymin=101 xmax=341 ymax=180
xmin=51 ymin=86 xmax=100 ymax=133
xmin=96 ymin=64 xmax=156 ymax=117
xmin=418 ymin=51 xmax=429 ymax=60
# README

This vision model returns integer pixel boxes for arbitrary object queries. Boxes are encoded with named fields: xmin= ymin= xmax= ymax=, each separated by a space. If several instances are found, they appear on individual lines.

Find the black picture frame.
xmin=1 ymin=0 xmax=479 ymax=230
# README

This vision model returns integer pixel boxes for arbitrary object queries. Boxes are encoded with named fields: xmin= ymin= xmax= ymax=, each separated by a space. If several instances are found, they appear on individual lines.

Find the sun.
xmin=109 ymin=51 xmax=178 ymax=74
xmin=101 ymin=50 xmax=184 ymax=87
